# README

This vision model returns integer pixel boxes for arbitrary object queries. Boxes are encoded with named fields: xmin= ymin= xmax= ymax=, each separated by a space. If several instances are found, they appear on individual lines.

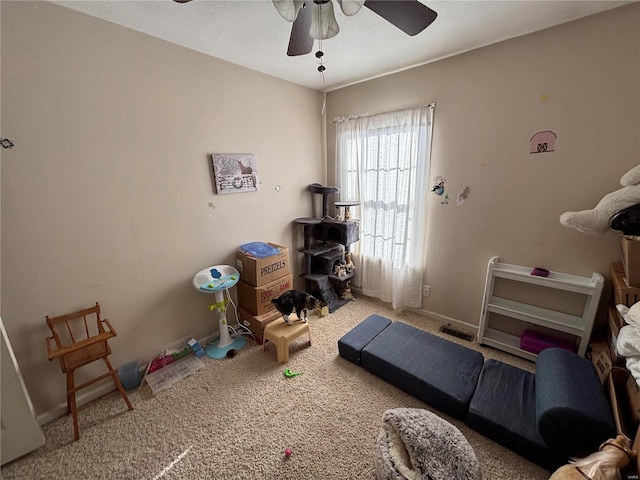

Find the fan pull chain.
xmin=316 ymin=41 xmax=326 ymax=83
xmin=316 ymin=50 xmax=326 ymax=74
xmin=316 ymin=3 xmax=326 ymax=83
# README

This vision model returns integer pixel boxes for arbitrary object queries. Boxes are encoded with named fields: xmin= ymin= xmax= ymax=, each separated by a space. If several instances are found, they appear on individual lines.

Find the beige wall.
xmin=326 ymin=3 xmax=640 ymax=327
xmin=3 ymin=1 xmax=639 ymax=422
xmin=1 ymin=1 xmax=324 ymax=418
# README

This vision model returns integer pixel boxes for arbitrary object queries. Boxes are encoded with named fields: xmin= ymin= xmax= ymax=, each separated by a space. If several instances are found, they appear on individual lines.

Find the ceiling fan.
xmin=173 ymin=1 xmax=437 ymax=57
xmin=273 ymin=0 xmax=438 ymax=56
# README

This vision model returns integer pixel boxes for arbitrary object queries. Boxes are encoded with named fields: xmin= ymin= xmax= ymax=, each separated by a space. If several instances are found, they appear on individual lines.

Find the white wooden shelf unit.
xmin=477 ymin=256 xmax=604 ymax=361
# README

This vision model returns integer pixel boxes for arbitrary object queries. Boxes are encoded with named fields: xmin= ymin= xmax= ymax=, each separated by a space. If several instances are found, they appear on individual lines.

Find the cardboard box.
xmin=613 ymin=261 xmax=626 ymax=273
xmin=628 ymin=425 xmax=640 ymax=479
xmin=237 ymin=273 xmax=293 ymax=316
xmin=611 ymin=262 xmax=640 ymax=307
xmin=591 ymin=348 xmax=613 ymax=384
xmin=622 ymin=236 xmax=640 ymax=287
xmin=235 ymin=243 xmax=290 ymax=287
xmin=611 ymin=303 xmax=626 ymax=330
xmin=613 ymin=373 xmax=640 ymax=480
xmin=238 ymin=308 xmax=281 ymax=344
xmin=588 ymin=334 xmax=610 ymax=360
xmin=609 ymin=304 xmax=627 ymax=367
xmin=627 ymin=371 xmax=640 ymax=426
xmin=609 ymin=367 xmax=640 ymax=439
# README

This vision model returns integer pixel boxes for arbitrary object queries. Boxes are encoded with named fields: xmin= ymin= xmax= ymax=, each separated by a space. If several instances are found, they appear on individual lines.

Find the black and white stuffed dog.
xmin=271 ymin=290 xmax=318 ymax=325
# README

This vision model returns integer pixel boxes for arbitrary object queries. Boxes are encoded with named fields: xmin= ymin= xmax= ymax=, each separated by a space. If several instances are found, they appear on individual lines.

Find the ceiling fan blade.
xmin=364 ymin=0 xmax=437 ymax=36
xmin=287 ymin=1 xmax=314 ymax=56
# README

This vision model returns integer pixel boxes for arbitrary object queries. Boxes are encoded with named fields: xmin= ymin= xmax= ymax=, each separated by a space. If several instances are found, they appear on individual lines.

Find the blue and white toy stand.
xmin=192 ymin=264 xmax=245 ymax=359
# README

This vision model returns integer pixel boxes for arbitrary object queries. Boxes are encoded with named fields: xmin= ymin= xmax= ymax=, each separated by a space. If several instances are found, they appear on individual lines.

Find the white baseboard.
xmin=349 ymin=288 xmax=477 ymax=333
xmin=36 ymin=309 xmax=472 ymax=426
xmin=37 ymin=334 xmax=210 ymax=426
xmin=36 ymin=378 xmax=122 ymax=426
xmin=411 ymin=307 xmax=478 ymax=333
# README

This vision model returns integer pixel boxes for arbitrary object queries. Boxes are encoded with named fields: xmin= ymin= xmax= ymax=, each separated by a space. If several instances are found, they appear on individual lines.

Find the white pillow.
xmin=621 ymin=302 xmax=640 ymax=327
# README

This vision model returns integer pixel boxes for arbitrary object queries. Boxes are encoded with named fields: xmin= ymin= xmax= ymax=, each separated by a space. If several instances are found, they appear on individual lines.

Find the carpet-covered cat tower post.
xmin=293 ymin=184 xmax=360 ymax=312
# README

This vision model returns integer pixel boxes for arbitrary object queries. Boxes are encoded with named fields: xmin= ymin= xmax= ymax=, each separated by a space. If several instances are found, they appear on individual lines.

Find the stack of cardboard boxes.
xmin=606 ymin=237 xmax=640 ymax=369
xmin=235 ymin=243 xmax=292 ymax=344
xmin=590 ymin=236 xmax=640 ymax=448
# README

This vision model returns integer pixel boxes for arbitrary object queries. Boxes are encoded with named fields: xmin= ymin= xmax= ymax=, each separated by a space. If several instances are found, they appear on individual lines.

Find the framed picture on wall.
xmin=210 ymin=153 xmax=259 ymax=195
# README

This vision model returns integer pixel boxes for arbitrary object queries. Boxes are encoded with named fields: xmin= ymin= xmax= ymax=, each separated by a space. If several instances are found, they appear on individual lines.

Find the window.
xmin=335 ymin=104 xmax=434 ymax=309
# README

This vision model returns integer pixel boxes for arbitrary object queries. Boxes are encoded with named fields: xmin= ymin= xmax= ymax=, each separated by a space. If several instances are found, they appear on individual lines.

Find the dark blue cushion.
xmin=466 ymin=359 xmax=564 ymax=470
xmin=535 ymin=348 xmax=616 ymax=455
xmin=338 ymin=314 xmax=392 ymax=365
xmin=361 ymin=322 xmax=484 ymax=419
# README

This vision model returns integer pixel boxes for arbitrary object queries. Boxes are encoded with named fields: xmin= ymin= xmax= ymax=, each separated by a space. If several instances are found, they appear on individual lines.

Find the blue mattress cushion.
xmin=466 ymin=359 xmax=564 ymax=470
xmin=361 ymin=321 xmax=484 ymax=419
xmin=338 ymin=314 xmax=392 ymax=365
xmin=535 ymin=348 xmax=616 ymax=455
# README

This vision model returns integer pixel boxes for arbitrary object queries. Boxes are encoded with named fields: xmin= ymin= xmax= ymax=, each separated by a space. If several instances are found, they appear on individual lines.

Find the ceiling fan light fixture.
xmin=337 ymin=0 xmax=365 ymax=16
xmin=278 ymin=0 xmax=438 ymax=63
xmin=272 ymin=0 xmax=304 ymax=22
xmin=309 ymin=1 xmax=339 ymax=40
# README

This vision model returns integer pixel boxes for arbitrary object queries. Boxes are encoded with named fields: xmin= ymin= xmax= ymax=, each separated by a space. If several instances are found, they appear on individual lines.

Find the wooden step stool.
xmin=263 ymin=318 xmax=312 ymax=363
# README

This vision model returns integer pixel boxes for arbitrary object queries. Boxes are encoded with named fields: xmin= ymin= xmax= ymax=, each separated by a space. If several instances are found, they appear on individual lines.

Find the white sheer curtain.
xmin=335 ymin=104 xmax=434 ymax=310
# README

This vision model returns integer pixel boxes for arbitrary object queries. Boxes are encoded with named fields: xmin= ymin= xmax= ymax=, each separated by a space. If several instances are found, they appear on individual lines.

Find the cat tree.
xmin=293 ymin=184 xmax=360 ymax=312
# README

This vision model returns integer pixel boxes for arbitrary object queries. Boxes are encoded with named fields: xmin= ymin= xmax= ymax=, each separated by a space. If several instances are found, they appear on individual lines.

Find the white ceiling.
xmin=51 ymin=0 xmax=633 ymax=92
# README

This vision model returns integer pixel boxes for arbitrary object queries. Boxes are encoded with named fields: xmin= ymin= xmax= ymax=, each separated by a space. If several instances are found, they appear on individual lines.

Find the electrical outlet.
xmin=423 ymin=285 xmax=430 ymax=297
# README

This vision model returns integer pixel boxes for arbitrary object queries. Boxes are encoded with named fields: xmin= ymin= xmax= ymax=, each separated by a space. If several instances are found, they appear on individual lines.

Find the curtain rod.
xmin=329 ymin=102 xmax=435 ymax=125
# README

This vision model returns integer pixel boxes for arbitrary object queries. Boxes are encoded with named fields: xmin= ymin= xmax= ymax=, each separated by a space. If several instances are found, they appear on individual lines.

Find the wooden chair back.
xmin=45 ymin=302 xmax=116 ymax=372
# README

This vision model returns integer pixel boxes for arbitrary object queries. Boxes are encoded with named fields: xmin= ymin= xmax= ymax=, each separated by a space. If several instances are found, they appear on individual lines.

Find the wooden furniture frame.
xmin=478 ymin=256 xmax=604 ymax=360
xmin=45 ymin=302 xmax=133 ymax=441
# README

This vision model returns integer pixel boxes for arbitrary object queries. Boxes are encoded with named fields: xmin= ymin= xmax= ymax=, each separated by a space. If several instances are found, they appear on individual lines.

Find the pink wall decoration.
xmin=530 ymin=130 xmax=556 ymax=154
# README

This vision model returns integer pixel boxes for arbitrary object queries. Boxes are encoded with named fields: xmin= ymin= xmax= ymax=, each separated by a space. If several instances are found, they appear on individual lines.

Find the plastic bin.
xmin=118 ymin=361 xmax=141 ymax=390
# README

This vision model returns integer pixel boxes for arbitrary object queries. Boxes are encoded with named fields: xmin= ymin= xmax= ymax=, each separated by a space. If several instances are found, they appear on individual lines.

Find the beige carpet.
xmin=1 ymin=296 xmax=551 ymax=480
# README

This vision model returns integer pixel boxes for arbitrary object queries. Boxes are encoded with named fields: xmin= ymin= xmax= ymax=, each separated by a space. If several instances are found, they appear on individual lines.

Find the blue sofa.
xmin=338 ymin=314 xmax=616 ymax=470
